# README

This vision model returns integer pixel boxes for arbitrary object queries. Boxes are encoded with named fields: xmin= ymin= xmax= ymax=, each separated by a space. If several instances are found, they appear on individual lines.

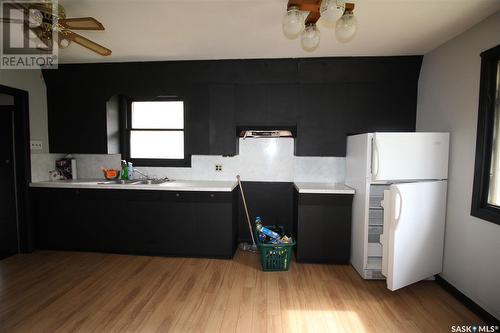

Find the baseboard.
xmin=435 ymin=275 xmax=500 ymax=325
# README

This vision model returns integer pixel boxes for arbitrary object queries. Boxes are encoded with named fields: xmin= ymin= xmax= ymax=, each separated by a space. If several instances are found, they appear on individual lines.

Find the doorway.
xmin=0 ymin=85 xmax=32 ymax=257
xmin=0 ymin=106 xmax=18 ymax=259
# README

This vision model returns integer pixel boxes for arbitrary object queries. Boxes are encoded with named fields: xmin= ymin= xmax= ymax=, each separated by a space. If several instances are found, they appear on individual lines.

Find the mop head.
xmin=239 ymin=242 xmax=258 ymax=252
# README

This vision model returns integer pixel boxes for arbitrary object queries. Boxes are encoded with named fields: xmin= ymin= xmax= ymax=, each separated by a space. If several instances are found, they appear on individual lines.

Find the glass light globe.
xmin=58 ymin=37 xmax=71 ymax=49
xmin=335 ymin=11 xmax=357 ymax=41
xmin=28 ymin=9 xmax=43 ymax=28
xmin=320 ymin=0 xmax=345 ymax=23
xmin=301 ymin=24 xmax=320 ymax=52
xmin=282 ymin=7 xmax=304 ymax=39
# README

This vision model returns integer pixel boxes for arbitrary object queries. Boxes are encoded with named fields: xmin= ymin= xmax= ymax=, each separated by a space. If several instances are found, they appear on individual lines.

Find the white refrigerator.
xmin=345 ymin=132 xmax=449 ymax=291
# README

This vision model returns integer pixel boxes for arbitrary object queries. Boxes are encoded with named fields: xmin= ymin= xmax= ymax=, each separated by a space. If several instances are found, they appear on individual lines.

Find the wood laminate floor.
xmin=0 ymin=250 xmax=482 ymax=333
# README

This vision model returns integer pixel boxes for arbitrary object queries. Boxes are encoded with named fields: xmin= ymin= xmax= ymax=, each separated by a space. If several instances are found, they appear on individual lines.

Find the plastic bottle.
xmin=255 ymin=217 xmax=265 ymax=242
xmin=120 ymin=160 xmax=129 ymax=180
xmin=256 ymin=224 xmax=281 ymax=240
xmin=255 ymin=216 xmax=262 ymax=226
xmin=127 ymin=162 xmax=134 ymax=180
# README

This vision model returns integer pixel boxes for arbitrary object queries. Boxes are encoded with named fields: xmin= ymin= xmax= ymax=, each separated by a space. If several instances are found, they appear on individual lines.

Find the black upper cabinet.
xmin=209 ymin=84 xmax=238 ymax=155
xmin=265 ymin=83 xmax=298 ymax=124
xmin=46 ymin=86 xmax=109 ymax=154
xmin=296 ymin=84 xmax=348 ymax=156
xmin=234 ymin=83 xmax=298 ymax=125
xmin=234 ymin=84 xmax=267 ymax=124
xmin=184 ymin=85 xmax=210 ymax=155
xmin=42 ymin=57 xmax=421 ymax=156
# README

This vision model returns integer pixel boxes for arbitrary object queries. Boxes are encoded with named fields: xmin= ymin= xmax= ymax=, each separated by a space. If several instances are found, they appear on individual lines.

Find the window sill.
xmin=128 ymin=156 xmax=191 ymax=168
xmin=471 ymin=205 xmax=500 ymax=226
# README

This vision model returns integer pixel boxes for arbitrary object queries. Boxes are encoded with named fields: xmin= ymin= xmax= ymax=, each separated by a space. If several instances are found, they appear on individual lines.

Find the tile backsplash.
xmin=31 ymin=153 xmax=121 ymax=182
xmin=31 ymin=138 xmax=346 ymax=183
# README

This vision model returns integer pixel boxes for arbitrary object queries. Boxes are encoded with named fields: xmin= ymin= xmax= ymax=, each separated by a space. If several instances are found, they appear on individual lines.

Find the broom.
xmin=237 ymin=175 xmax=257 ymax=252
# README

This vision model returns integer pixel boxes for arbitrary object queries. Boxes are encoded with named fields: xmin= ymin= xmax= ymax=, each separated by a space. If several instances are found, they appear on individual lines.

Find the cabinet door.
xmin=296 ymin=193 xmax=353 ymax=263
xmin=155 ymin=191 xmax=195 ymax=255
xmin=209 ymin=84 xmax=237 ymax=155
xmin=192 ymin=192 xmax=234 ymax=258
xmin=265 ymin=83 xmax=298 ymax=124
xmin=185 ymin=85 xmax=210 ymax=155
xmin=33 ymin=188 xmax=89 ymax=250
xmin=296 ymin=84 xmax=348 ymax=156
xmin=99 ymin=190 xmax=194 ymax=256
xmin=234 ymin=84 xmax=267 ymax=124
xmin=100 ymin=190 xmax=169 ymax=254
xmin=47 ymin=89 xmax=108 ymax=154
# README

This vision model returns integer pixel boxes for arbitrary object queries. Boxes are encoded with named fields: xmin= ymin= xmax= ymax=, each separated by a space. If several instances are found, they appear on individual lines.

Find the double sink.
xmin=97 ymin=179 xmax=173 ymax=185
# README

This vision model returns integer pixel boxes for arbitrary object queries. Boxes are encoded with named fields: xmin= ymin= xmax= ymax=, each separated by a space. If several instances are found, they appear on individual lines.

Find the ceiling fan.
xmin=0 ymin=1 xmax=111 ymax=56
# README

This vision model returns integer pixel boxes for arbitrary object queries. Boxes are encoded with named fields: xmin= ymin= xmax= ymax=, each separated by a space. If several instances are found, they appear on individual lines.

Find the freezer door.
xmin=371 ymin=133 xmax=449 ymax=181
xmin=383 ymin=181 xmax=447 ymax=291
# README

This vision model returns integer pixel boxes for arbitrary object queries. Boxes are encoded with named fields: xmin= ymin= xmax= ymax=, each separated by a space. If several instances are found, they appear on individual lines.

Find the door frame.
xmin=0 ymin=84 xmax=32 ymax=253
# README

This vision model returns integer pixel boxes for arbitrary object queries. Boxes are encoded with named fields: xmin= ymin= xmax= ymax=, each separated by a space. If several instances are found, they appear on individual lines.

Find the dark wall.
xmin=42 ymin=56 xmax=422 ymax=156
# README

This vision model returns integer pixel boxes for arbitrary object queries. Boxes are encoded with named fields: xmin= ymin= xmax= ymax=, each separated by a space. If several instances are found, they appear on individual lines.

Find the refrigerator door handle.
xmin=394 ymin=189 xmax=403 ymax=229
xmin=372 ymin=139 xmax=380 ymax=177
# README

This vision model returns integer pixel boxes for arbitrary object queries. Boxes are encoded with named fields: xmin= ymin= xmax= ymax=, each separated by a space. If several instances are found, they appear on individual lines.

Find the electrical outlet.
xmin=215 ymin=164 xmax=223 ymax=172
xmin=30 ymin=141 xmax=43 ymax=151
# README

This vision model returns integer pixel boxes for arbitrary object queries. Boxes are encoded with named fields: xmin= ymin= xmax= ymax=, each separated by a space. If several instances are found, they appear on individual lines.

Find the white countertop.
xmin=30 ymin=179 xmax=238 ymax=192
xmin=293 ymin=182 xmax=355 ymax=194
xmin=30 ymin=179 xmax=353 ymax=194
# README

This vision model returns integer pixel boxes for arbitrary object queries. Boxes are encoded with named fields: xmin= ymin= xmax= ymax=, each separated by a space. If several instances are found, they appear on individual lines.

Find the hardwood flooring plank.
xmin=0 ymin=250 xmax=485 ymax=333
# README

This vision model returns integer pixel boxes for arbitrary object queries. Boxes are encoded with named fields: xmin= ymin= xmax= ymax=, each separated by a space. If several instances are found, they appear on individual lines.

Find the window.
xmin=471 ymin=44 xmax=500 ymax=225
xmin=122 ymin=98 xmax=190 ymax=167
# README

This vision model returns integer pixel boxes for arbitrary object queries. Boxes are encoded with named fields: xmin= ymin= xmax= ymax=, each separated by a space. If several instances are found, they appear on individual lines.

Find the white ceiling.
xmin=58 ymin=0 xmax=500 ymax=63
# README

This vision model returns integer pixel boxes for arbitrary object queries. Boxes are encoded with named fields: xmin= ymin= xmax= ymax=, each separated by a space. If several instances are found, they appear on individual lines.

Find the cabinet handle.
xmin=210 ymin=194 xmax=214 ymax=198
xmin=176 ymin=193 xmax=180 ymax=197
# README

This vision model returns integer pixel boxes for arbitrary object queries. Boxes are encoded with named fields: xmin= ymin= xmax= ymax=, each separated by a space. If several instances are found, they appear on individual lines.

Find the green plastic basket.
xmin=255 ymin=229 xmax=295 ymax=272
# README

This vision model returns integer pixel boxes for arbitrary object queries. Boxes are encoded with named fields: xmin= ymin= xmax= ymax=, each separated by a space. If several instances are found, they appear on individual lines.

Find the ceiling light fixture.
xmin=301 ymin=23 xmax=320 ymax=51
xmin=282 ymin=6 xmax=305 ymax=38
xmin=282 ymin=0 xmax=357 ymax=51
xmin=320 ymin=0 xmax=345 ymax=23
xmin=335 ymin=8 xmax=357 ymax=41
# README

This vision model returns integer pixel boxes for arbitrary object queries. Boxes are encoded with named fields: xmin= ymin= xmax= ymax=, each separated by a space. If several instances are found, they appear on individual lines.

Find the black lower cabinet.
xmin=294 ymin=190 xmax=353 ymax=264
xmin=31 ymin=188 xmax=238 ymax=259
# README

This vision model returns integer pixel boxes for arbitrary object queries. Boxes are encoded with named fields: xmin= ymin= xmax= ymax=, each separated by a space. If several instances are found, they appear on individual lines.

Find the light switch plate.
xmin=30 ymin=141 xmax=43 ymax=150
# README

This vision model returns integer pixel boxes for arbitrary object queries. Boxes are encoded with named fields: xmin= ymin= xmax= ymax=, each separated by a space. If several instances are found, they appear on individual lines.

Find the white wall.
xmin=417 ymin=11 xmax=500 ymax=319
xmin=0 ymin=69 xmax=49 ymax=153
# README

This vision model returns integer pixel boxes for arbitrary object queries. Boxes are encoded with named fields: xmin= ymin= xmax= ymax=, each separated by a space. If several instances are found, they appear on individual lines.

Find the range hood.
xmin=237 ymin=125 xmax=297 ymax=139
xmin=240 ymin=130 xmax=293 ymax=138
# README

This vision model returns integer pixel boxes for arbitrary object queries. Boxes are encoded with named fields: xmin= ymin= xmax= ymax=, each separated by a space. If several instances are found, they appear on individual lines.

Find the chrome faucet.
xmin=133 ymin=168 xmax=170 ymax=183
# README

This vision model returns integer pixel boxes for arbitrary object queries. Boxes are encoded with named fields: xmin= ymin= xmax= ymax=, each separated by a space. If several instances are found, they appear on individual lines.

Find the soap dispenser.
xmin=120 ymin=160 xmax=129 ymax=180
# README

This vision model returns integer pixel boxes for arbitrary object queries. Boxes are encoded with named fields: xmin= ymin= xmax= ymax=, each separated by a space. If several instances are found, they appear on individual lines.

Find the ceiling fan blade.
xmin=58 ymin=17 xmax=104 ymax=30
xmin=0 ymin=17 xmax=25 ymax=24
xmin=63 ymin=30 xmax=111 ymax=56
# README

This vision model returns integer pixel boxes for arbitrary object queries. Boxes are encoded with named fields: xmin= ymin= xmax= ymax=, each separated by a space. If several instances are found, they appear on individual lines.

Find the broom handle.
xmin=237 ymin=175 xmax=256 ymax=247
